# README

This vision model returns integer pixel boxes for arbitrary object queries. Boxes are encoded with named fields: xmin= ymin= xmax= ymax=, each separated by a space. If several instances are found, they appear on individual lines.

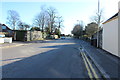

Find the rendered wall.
xmin=118 ymin=1 xmax=120 ymax=57
xmin=103 ymin=18 xmax=119 ymax=57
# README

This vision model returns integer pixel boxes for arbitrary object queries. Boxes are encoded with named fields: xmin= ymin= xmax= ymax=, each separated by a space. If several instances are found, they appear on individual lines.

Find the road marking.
xmin=81 ymin=52 xmax=93 ymax=80
xmin=83 ymin=52 xmax=99 ymax=80
xmin=79 ymin=47 xmax=100 ymax=80
xmin=84 ymin=48 xmax=111 ymax=79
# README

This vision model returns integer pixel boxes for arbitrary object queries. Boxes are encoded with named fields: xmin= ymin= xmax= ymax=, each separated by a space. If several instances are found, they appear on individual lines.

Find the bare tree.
xmin=56 ymin=16 xmax=63 ymax=29
xmin=90 ymin=9 xmax=104 ymax=27
xmin=33 ymin=6 xmax=48 ymax=38
xmin=34 ymin=12 xmax=46 ymax=32
xmin=7 ymin=10 xmax=20 ymax=40
xmin=7 ymin=10 xmax=20 ymax=30
xmin=46 ymin=6 xmax=57 ymax=34
xmin=18 ymin=21 xmax=24 ymax=30
xmin=18 ymin=21 xmax=30 ymax=30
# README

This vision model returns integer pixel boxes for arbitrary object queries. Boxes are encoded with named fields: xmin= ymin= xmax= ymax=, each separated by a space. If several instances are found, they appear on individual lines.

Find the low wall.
xmin=0 ymin=38 xmax=4 ymax=43
xmin=0 ymin=37 xmax=12 ymax=43
xmin=15 ymin=30 xmax=43 ymax=41
xmin=4 ymin=37 xmax=12 ymax=43
xmin=27 ymin=31 xmax=43 ymax=41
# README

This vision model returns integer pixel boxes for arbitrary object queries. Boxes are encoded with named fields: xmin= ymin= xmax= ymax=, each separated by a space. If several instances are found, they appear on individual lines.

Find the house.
xmin=0 ymin=23 xmax=13 ymax=37
xmin=102 ymin=3 xmax=119 ymax=57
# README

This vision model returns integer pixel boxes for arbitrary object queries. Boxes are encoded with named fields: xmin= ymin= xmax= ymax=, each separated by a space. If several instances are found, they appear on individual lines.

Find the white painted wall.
xmin=118 ymin=2 xmax=120 ymax=57
xmin=103 ymin=18 xmax=119 ymax=57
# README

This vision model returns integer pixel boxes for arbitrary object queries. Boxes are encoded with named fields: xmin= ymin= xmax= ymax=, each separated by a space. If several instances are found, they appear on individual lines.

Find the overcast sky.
xmin=0 ymin=0 xmax=119 ymax=34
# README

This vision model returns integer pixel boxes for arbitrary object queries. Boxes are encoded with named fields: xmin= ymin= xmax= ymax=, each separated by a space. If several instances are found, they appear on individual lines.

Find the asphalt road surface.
xmin=2 ymin=38 xmax=89 ymax=78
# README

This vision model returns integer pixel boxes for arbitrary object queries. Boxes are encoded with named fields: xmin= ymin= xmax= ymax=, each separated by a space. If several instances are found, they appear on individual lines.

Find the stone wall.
xmin=26 ymin=31 xmax=43 ymax=41
xmin=16 ymin=31 xmax=43 ymax=41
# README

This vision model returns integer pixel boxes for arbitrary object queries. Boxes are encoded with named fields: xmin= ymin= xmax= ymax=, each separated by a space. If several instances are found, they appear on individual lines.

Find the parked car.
xmin=60 ymin=36 xmax=65 ymax=39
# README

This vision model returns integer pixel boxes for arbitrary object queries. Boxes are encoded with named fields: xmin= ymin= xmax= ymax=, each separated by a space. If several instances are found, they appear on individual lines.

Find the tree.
xmin=85 ymin=22 xmax=98 ymax=37
xmin=33 ymin=6 xmax=48 ymax=38
xmin=7 ymin=10 xmax=20 ymax=30
xmin=18 ymin=22 xmax=30 ymax=30
xmin=46 ymin=6 xmax=57 ymax=34
xmin=24 ymin=24 xmax=30 ymax=30
xmin=44 ymin=27 xmax=50 ymax=35
xmin=30 ymin=27 xmax=40 ymax=31
xmin=56 ymin=16 xmax=63 ymax=29
xmin=54 ymin=28 xmax=61 ymax=38
xmin=34 ymin=11 xmax=46 ymax=32
xmin=7 ymin=10 xmax=20 ymax=40
xmin=90 ymin=9 xmax=104 ymax=27
xmin=72 ymin=24 xmax=83 ymax=38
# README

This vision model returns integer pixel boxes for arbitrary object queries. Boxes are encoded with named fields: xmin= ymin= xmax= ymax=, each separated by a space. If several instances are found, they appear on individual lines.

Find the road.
xmin=2 ymin=38 xmax=120 ymax=79
xmin=2 ymin=38 xmax=89 ymax=78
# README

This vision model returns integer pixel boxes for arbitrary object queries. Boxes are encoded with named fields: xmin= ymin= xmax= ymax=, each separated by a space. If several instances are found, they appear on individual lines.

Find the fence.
xmin=91 ymin=29 xmax=103 ymax=48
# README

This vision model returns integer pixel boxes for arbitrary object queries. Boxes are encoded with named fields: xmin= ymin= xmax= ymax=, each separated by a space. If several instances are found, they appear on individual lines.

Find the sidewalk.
xmin=0 ymin=40 xmax=53 ymax=49
xmin=79 ymin=40 xmax=120 ymax=78
xmin=0 ymin=41 xmax=29 ymax=49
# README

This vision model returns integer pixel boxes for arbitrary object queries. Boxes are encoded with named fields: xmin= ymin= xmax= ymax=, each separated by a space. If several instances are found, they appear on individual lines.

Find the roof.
xmin=103 ymin=12 xmax=118 ymax=24
xmin=0 ymin=24 xmax=11 ymax=30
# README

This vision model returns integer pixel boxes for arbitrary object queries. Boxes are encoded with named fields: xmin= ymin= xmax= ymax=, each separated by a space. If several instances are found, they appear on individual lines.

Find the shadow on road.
xmin=2 ymin=40 xmax=87 ymax=78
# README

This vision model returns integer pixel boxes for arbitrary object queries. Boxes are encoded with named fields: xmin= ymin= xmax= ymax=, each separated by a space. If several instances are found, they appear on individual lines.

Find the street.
xmin=2 ymin=38 xmax=120 ymax=79
xmin=2 ymin=38 xmax=89 ymax=78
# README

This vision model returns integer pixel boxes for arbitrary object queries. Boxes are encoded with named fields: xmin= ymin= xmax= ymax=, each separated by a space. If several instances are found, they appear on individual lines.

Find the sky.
xmin=0 ymin=0 xmax=120 ymax=35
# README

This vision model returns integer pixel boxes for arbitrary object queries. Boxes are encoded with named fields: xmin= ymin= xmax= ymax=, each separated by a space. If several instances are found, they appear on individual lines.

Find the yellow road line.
xmin=81 ymin=52 xmax=93 ymax=80
xmin=83 ymin=52 xmax=99 ymax=80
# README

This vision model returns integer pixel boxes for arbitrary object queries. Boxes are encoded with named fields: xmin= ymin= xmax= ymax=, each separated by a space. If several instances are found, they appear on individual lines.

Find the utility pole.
xmin=97 ymin=0 xmax=100 ymax=47
xmin=77 ymin=20 xmax=83 ymax=38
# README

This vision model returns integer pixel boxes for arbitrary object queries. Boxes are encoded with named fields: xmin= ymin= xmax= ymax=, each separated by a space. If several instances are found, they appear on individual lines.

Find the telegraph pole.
xmin=97 ymin=0 xmax=100 ymax=47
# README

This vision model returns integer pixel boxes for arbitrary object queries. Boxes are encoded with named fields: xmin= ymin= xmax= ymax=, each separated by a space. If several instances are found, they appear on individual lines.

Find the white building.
xmin=102 ymin=2 xmax=120 ymax=57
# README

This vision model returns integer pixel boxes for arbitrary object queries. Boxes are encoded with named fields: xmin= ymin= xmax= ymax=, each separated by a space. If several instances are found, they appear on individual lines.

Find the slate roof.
xmin=103 ymin=12 xmax=118 ymax=24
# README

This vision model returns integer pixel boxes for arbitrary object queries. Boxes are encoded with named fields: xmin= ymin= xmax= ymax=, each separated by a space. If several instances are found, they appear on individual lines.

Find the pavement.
xmin=75 ymin=39 xmax=120 ymax=79
xmin=0 ymin=40 xmax=49 ymax=49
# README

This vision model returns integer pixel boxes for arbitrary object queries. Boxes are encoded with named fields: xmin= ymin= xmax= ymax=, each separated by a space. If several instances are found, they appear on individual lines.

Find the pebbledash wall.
xmin=102 ymin=2 xmax=120 ymax=57
xmin=26 ymin=31 xmax=43 ymax=41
